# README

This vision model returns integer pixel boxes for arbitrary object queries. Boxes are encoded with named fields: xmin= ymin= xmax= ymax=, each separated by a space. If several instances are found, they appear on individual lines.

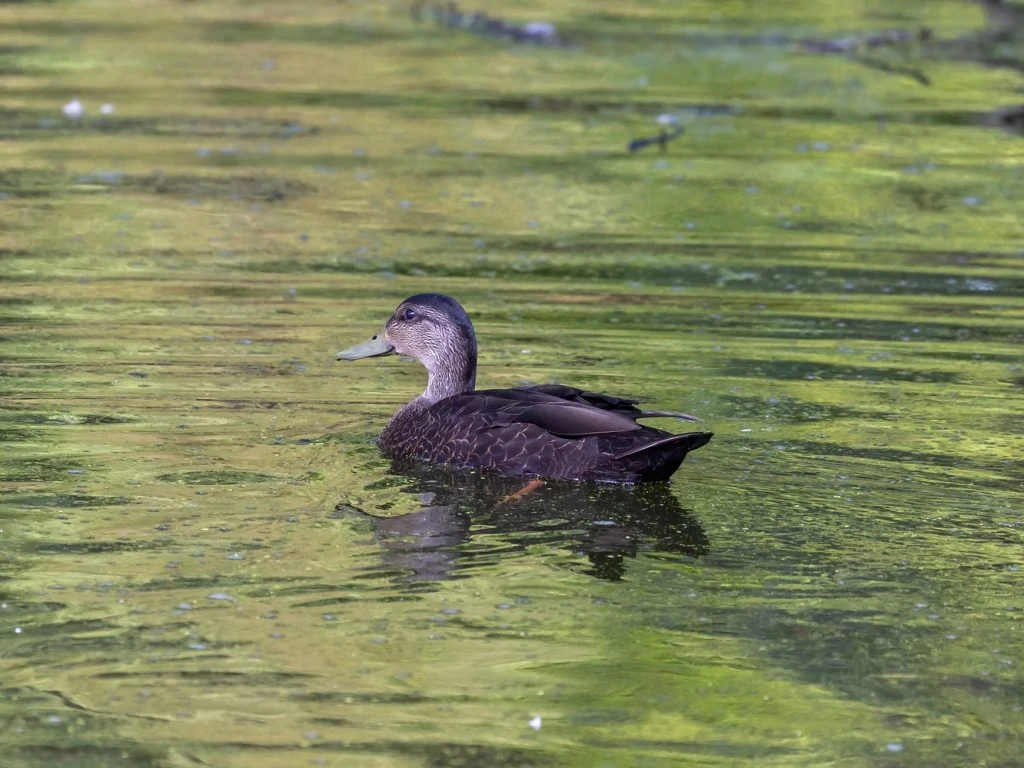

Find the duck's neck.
xmin=422 ymin=337 xmax=477 ymax=404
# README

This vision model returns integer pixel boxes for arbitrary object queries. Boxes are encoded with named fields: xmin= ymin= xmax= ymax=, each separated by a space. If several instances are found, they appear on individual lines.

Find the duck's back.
xmin=378 ymin=385 xmax=712 ymax=482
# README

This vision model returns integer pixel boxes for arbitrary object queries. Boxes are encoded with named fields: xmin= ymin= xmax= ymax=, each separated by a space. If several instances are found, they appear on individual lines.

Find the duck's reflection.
xmin=339 ymin=464 xmax=708 ymax=583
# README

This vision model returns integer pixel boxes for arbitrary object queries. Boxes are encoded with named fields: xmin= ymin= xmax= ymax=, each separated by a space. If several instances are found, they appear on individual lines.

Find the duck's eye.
xmin=402 ymin=308 xmax=418 ymax=322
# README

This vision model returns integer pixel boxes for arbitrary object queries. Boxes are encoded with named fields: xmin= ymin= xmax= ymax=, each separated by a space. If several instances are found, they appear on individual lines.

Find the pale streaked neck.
xmin=421 ymin=342 xmax=476 ymax=404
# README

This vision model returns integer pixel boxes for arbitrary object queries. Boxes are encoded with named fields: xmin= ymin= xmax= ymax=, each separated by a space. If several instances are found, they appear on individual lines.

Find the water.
xmin=1 ymin=2 xmax=1022 ymax=766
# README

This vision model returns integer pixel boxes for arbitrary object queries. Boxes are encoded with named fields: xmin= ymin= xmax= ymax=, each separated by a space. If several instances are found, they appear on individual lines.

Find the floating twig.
xmin=628 ymin=114 xmax=684 ymax=154
xmin=851 ymin=55 xmax=931 ymax=86
xmin=794 ymin=27 xmax=933 ymax=86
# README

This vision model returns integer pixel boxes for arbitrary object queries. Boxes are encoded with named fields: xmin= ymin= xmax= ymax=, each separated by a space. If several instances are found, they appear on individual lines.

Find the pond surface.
xmin=1 ymin=1 xmax=1022 ymax=766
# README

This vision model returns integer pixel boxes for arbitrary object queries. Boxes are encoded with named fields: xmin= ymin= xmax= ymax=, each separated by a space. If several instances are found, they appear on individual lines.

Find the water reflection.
xmin=340 ymin=464 xmax=708 ymax=583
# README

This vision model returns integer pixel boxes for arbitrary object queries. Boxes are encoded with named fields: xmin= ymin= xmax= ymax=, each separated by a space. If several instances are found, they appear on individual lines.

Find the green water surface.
xmin=1 ymin=1 xmax=1022 ymax=766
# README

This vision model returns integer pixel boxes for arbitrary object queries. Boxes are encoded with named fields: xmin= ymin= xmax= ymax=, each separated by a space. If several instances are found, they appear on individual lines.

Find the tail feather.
xmin=612 ymin=431 xmax=713 ymax=482
xmin=614 ymin=431 xmax=713 ymax=460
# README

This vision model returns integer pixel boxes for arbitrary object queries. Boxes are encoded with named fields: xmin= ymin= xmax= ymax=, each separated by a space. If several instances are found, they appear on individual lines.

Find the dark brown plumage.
xmin=337 ymin=294 xmax=712 ymax=483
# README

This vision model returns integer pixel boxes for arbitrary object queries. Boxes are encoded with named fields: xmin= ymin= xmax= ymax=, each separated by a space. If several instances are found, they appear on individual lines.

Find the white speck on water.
xmin=529 ymin=715 xmax=542 ymax=731
xmin=963 ymin=196 xmax=980 ymax=206
xmin=740 ymin=428 xmax=753 ymax=433
xmin=657 ymin=113 xmax=680 ymax=126
xmin=100 ymin=103 xmax=115 ymax=115
xmin=886 ymin=743 xmax=903 ymax=753
xmin=47 ymin=715 xmax=62 ymax=725
xmin=14 ymin=626 xmax=23 ymax=634
xmin=523 ymin=22 xmax=556 ymax=39
xmin=63 ymin=98 xmax=84 ymax=119
xmin=207 ymin=592 xmax=236 ymax=602
xmin=225 ymin=553 xmax=244 ymax=560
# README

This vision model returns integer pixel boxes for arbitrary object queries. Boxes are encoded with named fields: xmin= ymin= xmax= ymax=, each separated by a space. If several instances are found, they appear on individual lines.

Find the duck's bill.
xmin=336 ymin=333 xmax=395 ymax=360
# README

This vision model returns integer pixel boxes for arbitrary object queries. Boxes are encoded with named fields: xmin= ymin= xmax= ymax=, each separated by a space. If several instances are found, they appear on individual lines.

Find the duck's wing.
xmin=519 ymin=383 xmax=701 ymax=423
xmin=442 ymin=388 xmax=642 ymax=438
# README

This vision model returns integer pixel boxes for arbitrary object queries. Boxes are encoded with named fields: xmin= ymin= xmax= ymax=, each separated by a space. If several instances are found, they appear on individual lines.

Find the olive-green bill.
xmin=337 ymin=332 xmax=395 ymax=360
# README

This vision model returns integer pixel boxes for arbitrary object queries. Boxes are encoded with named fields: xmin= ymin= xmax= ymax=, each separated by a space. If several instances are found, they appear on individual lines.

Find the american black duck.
xmin=337 ymin=294 xmax=712 ymax=483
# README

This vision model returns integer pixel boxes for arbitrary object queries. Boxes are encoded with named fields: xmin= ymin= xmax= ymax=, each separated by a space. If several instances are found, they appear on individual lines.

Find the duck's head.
xmin=337 ymin=293 xmax=478 ymax=401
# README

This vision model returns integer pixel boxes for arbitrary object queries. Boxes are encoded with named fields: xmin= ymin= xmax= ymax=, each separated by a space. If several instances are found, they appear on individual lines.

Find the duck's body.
xmin=338 ymin=294 xmax=712 ymax=483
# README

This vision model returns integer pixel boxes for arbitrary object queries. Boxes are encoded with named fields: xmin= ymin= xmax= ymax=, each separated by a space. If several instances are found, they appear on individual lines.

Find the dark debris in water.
xmin=412 ymin=2 xmax=572 ymax=47
xmin=984 ymin=105 xmax=1024 ymax=135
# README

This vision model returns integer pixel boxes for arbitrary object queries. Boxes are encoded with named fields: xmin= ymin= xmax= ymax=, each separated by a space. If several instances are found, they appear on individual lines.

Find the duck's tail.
xmin=614 ymin=431 xmax=713 ymax=482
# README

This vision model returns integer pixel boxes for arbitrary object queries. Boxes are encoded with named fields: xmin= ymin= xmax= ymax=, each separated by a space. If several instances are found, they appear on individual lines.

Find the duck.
xmin=336 ymin=293 xmax=712 ymax=483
